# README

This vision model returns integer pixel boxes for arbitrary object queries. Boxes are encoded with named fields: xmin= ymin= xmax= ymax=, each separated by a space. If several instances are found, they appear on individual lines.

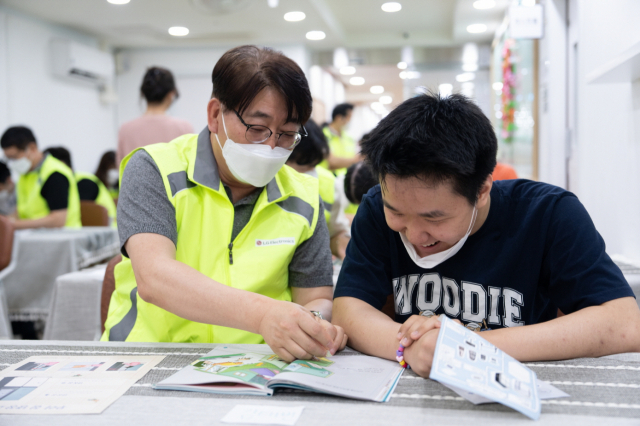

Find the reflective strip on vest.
xmin=109 ymin=288 xmax=138 ymax=341
xmin=276 ymin=196 xmax=314 ymax=226
xmin=168 ymin=171 xmax=196 ymax=197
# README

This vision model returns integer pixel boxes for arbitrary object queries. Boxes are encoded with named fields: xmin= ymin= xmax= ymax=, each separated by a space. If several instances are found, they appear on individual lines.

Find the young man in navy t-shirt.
xmin=333 ymin=93 xmax=640 ymax=378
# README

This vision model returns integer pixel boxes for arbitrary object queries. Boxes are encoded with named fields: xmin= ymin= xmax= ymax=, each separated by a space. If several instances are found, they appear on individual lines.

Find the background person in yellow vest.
xmin=95 ymin=151 xmax=119 ymax=200
xmin=0 ymin=126 xmax=81 ymax=229
xmin=286 ymin=119 xmax=350 ymax=260
xmin=103 ymin=45 xmax=347 ymax=362
xmin=43 ymin=146 xmax=117 ymax=227
xmin=319 ymin=103 xmax=362 ymax=175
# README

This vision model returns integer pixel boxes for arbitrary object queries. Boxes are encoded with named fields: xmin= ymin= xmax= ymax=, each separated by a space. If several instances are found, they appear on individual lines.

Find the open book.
xmin=155 ymin=345 xmax=404 ymax=402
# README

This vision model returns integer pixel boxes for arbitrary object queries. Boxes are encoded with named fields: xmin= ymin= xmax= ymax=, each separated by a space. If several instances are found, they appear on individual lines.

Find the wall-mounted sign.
xmin=509 ymin=4 xmax=544 ymax=39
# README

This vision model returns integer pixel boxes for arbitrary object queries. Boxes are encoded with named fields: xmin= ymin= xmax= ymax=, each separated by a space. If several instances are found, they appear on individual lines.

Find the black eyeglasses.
xmin=231 ymin=109 xmax=307 ymax=150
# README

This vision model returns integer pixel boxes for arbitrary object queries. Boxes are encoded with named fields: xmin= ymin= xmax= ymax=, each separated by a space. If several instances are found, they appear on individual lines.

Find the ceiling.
xmin=0 ymin=0 xmax=510 ymax=50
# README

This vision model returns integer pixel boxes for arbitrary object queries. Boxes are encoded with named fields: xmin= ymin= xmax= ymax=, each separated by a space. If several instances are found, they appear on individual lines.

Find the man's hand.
xmin=396 ymin=315 xmax=442 ymax=348
xmin=258 ymin=301 xmax=340 ymax=362
xmin=402 ymin=328 xmax=440 ymax=378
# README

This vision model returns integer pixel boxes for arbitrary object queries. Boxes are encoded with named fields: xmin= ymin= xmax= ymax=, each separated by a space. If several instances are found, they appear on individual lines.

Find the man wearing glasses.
xmin=103 ymin=45 xmax=347 ymax=362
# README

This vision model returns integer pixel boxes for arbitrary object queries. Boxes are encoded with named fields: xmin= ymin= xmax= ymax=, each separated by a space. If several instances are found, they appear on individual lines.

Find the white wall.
xmin=0 ymin=7 xmax=117 ymax=173
xmin=115 ymin=45 xmax=312 ymax=133
xmin=572 ymin=0 xmax=640 ymax=259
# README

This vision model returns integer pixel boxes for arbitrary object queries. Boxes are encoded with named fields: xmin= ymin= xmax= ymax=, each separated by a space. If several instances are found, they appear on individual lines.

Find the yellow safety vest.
xmin=318 ymin=126 xmax=357 ymax=176
xmin=316 ymin=166 xmax=335 ymax=224
xmin=75 ymin=171 xmax=117 ymax=227
xmin=16 ymin=154 xmax=82 ymax=228
xmin=102 ymin=129 xmax=320 ymax=343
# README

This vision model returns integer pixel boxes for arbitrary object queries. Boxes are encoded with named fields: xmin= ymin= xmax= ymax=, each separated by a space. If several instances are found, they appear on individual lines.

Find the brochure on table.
xmin=430 ymin=316 xmax=541 ymax=420
xmin=0 ymin=355 xmax=164 ymax=414
xmin=155 ymin=345 xmax=403 ymax=402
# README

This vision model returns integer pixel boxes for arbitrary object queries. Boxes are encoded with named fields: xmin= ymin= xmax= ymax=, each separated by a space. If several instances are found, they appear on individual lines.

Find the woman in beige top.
xmin=117 ymin=67 xmax=194 ymax=164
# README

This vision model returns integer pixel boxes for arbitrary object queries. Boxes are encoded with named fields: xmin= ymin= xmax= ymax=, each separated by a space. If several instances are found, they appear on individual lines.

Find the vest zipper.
xmin=228 ymin=242 xmax=233 ymax=265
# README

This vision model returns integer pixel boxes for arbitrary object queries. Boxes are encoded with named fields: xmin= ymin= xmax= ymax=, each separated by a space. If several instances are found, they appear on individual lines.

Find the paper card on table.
xmin=429 ymin=315 xmax=541 ymax=420
xmin=221 ymin=405 xmax=304 ymax=425
xmin=444 ymin=379 xmax=569 ymax=405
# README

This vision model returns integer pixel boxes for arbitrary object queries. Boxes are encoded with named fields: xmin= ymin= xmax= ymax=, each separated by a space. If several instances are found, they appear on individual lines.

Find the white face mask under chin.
xmin=400 ymin=205 xmax=478 ymax=269
xmin=214 ymin=112 xmax=292 ymax=188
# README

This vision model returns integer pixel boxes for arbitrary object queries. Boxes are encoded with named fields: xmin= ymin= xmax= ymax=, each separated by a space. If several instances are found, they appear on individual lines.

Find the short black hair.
xmin=332 ymin=103 xmax=354 ymax=121
xmin=1 ymin=126 xmax=37 ymax=150
xmin=43 ymin=146 xmax=72 ymax=169
xmin=0 ymin=161 xmax=10 ymax=183
xmin=212 ymin=45 xmax=312 ymax=125
xmin=361 ymin=92 xmax=497 ymax=205
xmin=287 ymin=120 xmax=328 ymax=167
xmin=141 ymin=67 xmax=178 ymax=104
xmin=344 ymin=162 xmax=378 ymax=205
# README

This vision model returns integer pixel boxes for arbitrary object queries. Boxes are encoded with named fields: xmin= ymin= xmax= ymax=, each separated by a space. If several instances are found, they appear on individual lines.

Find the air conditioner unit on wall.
xmin=51 ymin=38 xmax=115 ymax=86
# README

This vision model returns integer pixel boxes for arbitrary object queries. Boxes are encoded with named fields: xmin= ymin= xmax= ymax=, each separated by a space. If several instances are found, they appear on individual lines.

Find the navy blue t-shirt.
xmin=334 ymin=180 xmax=634 ymax=329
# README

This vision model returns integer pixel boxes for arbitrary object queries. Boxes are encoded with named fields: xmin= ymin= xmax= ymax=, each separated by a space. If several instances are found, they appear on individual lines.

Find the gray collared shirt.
xmin=117 ymin=149 xmax=333 ymax=288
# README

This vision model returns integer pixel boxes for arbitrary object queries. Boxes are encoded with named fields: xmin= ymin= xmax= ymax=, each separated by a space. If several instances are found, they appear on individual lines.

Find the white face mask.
xmin=214 ymin=111 xmax=292 ymax=188
xmin=7 ymin=157 xmax=32 ymax=175
xmin=400 ymin=205 xmax=478 ymax=269
xmin=107 ymin=169 xmax=119 ymax=186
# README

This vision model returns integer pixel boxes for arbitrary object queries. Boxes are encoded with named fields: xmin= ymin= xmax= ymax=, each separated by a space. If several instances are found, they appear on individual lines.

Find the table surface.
xmin=0 ymin=340 xmax=638 ymax=425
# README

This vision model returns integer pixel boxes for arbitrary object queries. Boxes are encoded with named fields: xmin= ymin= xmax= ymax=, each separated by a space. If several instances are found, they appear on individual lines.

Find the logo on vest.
xmin=255 ymin=238 xmax=296 ymax=247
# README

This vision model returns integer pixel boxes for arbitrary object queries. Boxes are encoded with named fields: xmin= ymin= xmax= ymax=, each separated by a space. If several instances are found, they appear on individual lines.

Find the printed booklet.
xmin=155 ymin=345 xmax=404 ymax=402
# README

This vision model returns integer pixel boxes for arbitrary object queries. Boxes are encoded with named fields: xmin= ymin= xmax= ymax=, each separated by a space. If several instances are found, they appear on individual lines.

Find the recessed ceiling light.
xmin=370 ymin=85 xmax=384 ymax=94
xmin=462 ymin=63 xmax=478 ymax=72
xmin=284 ymin=11 xmax=306 ymax=22
xmin=168 ymin=26 xmax=189 ymax=36
xmin=268 ymin=0 xmax=279 ymax=7
xmin=456 ymin=72 xmax=476 ymax=82
xmin=473 ymin=0 xmax=496 ymax=9
xmin=492 ymin=82 xmax=503 ymax=91
xmin=381 ymin=2 xmax=402 ymax=12
xmin=340 ymin=66 xmax=356 ymax=75
xmin=467 ymin=24 xmax=487 ymax=34
xmin=379 ymin=95 xmax=392 ymax=104
xmin=397 ymin=61 xmax=407 ymax=70
xmin=107 ymin=0 xmax=130 ymax=4
xmin=306 ymin=31 xmax=326 ymax=40
xmin=399 ymin=71 xmax=407 ymax=80
xmin=350 ymin=76 xmax=365 ymax=85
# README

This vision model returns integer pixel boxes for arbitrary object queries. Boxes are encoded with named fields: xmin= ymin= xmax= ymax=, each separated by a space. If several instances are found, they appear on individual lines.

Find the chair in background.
xmin=0 ymin=215 xmax=17 ymax=339
xmin=101 ymin=254 xmax=122 ymax=334
xmin=80 ymin=201 xmax=109 ymax=227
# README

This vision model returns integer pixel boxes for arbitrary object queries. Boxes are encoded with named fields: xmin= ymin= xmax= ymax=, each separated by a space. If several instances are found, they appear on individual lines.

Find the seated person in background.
xmin=286 ymin=119 xmax=350 ymax=259
xmin=103 ymin=45 xmax=346 ymax=361
xmin=318 ymin=103 xmax=362 ymax=175
xmin=333 ymin=93 xmax=640 ymax=378
xmin=492 ymin=162 xmax=518 ymax=181
xmin=44 ymin=147 xmax=117 ymax=226
xmin=95 ymin=151 xmax=119 ymax=200
xmin=0 ymin=161 xmax=16 ymax=217
xmin=0 ymin=126 xmax=81 ymax=229
xmin=343 ymin=160 xmax=378 ymax=223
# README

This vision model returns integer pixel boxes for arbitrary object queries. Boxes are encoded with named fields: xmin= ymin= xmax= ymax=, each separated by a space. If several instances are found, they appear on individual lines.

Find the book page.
xmin=0 ymin=355 xmax=164 ymax=414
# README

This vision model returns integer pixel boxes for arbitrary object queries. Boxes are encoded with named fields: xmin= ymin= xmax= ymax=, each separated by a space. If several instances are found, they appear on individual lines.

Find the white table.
xmin=0 ymin=341 xmax=638 ymax=425
xmin=2 ymin=227 xmax=118 ymax=323
xmin=42 ymin=264 xmax=107 ymax=341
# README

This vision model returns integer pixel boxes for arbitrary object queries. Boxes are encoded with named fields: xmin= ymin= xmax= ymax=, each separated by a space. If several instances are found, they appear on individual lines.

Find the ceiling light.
xmin=340 ymin=66 xmax=356 ymax=75
xmin=371 ymin=102 xmax=384 ymax=110
xmin=107 ymin=0 xmax=130 ymax=4
xmin=381 ymin=2 xmax=402 ymax=12
xmin=306 ymin=31 xmax=326 ymax=40
xmin=467 ymin=24 xmax=487 ymax=34
xmin=284 ymin=11 xmax=306 ymax=22
xmin=400 ymin=71 xmax=420 ymax=80
xmin=456 ymin=73 xmax=476 ymax=82
xmin=492 ymin=82 xmax=503 ymax=91
xmin=370 ymin=85 xmax=384 ymax=94
xmin=168 ymin=27 xmax=189 ymax=36
xmin=350 ymin=76 xmax=365 ymax=85
xmin=438 ymin=83 xmax=453 ymax=97
xmin=473 ymin=0 xmax=496 ymax=9
xmin=379 ymin=95 xmax=392 ymax=104
xmin=397 ymin=61 xmax=407 ymax=70
xmin=462 ymin=63 xmax=478 ymax=72
xmin=399 ymin=71 xmax=407 ymax=79
xmin=268 ymin=0 xmax=279 ymax=7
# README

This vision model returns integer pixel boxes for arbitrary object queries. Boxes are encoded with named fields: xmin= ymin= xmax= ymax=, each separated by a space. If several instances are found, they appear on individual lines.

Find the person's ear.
xmin=476 ymin=175 xmax=493 ymax=209
xmin=207 ymin=98 xmax=221 ymax=134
